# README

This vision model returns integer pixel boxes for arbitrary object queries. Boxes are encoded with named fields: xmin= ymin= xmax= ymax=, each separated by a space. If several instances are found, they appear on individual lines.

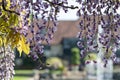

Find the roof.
xmin=30 ymin=15 xmax=112 ymax=45
xmin=50 ymin=20 xmax=80 ymax=44
xmin=28 ymin=19 xmax=80 ymax=45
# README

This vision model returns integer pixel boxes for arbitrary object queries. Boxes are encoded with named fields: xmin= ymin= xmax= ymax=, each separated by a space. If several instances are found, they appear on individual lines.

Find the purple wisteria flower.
xmin=76 ymin=0 xmax=120 ymax=65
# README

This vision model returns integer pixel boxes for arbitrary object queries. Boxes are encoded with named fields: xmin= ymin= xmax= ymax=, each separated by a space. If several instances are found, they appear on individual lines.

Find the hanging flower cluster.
xmin=0 ymin=0 xmax=78 ymax=69
xmin=76 ymin=0 xmax=120 ymax=64
xmin=26 ymin=0 xmax=79 ymax=61
xmin=0 ymin=0 xmax=120 ymax=79
xmin=0 ymin=46 xmax=15 ymax=80
xmin=10 ymin=0 xmax=78 ymax=61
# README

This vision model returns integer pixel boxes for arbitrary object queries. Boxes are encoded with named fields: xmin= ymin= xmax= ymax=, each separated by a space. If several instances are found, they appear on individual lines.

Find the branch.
xmin=2 ymin=0 xmax=20 ymax=15
xmin=44 ymin=0 xmax=78 ymax=9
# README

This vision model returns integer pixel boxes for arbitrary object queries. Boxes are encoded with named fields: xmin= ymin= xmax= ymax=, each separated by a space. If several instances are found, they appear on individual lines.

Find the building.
xmin=42 ymin=20 xmax=80 ymax=58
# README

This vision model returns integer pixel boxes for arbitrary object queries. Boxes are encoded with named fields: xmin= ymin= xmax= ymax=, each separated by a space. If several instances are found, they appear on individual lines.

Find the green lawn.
xmin=14 ymin=70 xmax=33 ymax=80
xmin=15 ymin=70 xmax=33 ymax=74
xmin=14 ymin=70 xmax=46 ymax=80
xmin=14 ymin=76 xmax=30 ymax=80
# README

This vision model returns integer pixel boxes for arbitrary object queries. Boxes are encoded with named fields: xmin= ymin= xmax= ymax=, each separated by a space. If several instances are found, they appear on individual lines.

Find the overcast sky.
xmin=57 ymin=0 xmax=79 ymax=21
xmin=34 ymin=0 xmax=120 ymax=21
xmin=57 ymin=0 xmax=120 ymax=21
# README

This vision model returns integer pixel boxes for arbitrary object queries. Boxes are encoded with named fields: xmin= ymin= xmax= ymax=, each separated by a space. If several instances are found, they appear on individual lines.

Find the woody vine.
xmin=0 ymin=0 xmax=120 ymax=80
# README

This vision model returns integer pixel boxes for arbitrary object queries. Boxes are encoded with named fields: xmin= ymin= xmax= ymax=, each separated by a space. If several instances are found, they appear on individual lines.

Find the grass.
xmin=14 ymin=69 xmax=48 ymax=80
xmin=14 ymin=76 xmax=30 ymax=80
xmin=14 ymin=70 xmax=33 ymax=80
xmin=15 ymin=70 xmax=33 ymax=74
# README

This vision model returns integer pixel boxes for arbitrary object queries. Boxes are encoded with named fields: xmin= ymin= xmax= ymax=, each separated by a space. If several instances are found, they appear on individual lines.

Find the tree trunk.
xmin=0 ymin=46 xmax=15 ymax=80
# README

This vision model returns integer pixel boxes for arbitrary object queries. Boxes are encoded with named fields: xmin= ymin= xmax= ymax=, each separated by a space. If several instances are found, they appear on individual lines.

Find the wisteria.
xmin=76 ymin=0 xmax=120 ymax=64
xmin=0 ymin=0 xmax=120 ymax=79
xmin=25 ymin=0 xmax=70 ymax=60
xmin=0 ymin=1 xmax=79 ymax=79
xmin=0 ymin=46 xmax=15 ymax=80
xmin=8 ymin=0 xmax=120 ymax=67
xmin=13 ymin=0 xmax=78 ymax=61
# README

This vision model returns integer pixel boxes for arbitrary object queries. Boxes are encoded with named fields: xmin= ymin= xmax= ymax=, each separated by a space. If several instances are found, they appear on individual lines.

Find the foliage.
xmin=71 ymin=47 xmax=80 ymax=65
xmin=46 ymin=57 xmax=64 ymax=71
xmin=84 ymin=53 xmax=97 ymax=64
xmin=0 ymin=0 xmax=120 ymax=79
xmin=0 ymin=0 xmax=31 ymax=79
xmin=0 ymin=0 xmax=30 ymax=56
xmin=0 ymin=0 xmax=119 ymax=62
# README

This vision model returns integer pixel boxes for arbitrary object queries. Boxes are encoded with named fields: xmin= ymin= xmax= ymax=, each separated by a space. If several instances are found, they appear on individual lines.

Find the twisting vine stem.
xmin=44 ymin=0 xmax=78 ymax=9
xmin=2 ymin=0 xmax=20 ymax=15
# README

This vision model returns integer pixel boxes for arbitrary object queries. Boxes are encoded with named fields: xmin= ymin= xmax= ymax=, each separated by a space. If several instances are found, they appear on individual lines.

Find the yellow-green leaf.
xmin=0 ymin=37 xmax=3 ymax=46
xmin=17 ymin=36 xmax=30 ymax=56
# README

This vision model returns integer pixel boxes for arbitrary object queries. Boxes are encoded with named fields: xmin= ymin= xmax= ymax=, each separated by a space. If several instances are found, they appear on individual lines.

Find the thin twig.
xmin=44 ymin=0 xmax=78 ymax=9
xmin=2 ymin=0 xmax=20 ymax=15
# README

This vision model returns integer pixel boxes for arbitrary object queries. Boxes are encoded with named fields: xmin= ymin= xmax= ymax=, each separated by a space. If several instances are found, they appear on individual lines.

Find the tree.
xmin=0 ymin=0 xmax=120 ymax=79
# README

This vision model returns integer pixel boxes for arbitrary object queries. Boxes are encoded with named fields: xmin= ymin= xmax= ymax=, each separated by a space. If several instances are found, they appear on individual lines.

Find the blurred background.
xmin=13 ymin=0 xmax=120 ymax=80
xmin=13 ymin=19 xmax=120 ymax=80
